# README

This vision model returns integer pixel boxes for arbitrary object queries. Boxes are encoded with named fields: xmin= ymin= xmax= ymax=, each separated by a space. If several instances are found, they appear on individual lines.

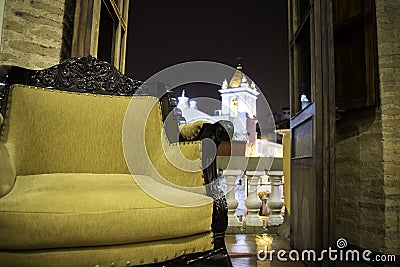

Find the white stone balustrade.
xmin=266 ymin=171 xmax=284 ymax=226
xmin=222 ymin=169 xmax=243 ymax=227
xmin=245 ymin=171 xmax=264 ymax=226
xmin=217 ymin=156 xmax=284 ymax=228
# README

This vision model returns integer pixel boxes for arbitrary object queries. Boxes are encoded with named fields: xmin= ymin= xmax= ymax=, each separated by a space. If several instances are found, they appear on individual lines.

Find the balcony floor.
xmin=226 ymin=234 xmax=305 ymax=266
xmin=226 ymin=234 xmax=376 ymax=267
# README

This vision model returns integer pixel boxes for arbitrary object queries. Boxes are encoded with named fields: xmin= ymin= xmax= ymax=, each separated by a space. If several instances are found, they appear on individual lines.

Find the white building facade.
xmin=176 ymin=64 xmax=281 ymax=157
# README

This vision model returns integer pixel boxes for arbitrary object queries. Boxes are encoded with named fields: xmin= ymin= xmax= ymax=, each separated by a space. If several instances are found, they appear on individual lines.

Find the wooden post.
xmin=71 ymin=0 xmax=101 ymax=58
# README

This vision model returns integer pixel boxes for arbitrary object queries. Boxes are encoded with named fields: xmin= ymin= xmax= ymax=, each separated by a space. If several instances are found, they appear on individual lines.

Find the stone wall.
xmin=376 ymin=0 xmax=400 ymax=255
xmin=336 ymin=107 xmax=385 ymax=252
xmin=0 ymin=0 xmax=74 ymax=69
xmin=336 ymin=0 xmax=400 ymax=256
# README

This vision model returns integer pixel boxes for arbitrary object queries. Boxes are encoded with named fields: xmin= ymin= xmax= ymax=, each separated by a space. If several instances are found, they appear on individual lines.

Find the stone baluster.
xmin=244 ymin=170 xmax=264 ymax=226
xmin=223 ymin=169 xmax=243 ymax=227
xmin=267 ymin=171 xmax=284 ymax=226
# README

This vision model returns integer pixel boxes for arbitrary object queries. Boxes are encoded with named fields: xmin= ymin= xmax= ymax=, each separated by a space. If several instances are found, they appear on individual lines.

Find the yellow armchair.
xmin=0 ymin=56 xmax=232 ymax=267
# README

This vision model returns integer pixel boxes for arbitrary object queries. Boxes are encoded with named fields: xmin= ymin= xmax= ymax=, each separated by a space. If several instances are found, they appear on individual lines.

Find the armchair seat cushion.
xmin=0 ymin=173 xmax=213 ymax=250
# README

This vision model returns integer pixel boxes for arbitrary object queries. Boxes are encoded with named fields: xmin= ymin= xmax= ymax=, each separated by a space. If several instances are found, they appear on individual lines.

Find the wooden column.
xmin=71 ymin=0 xmax=101 ymax=58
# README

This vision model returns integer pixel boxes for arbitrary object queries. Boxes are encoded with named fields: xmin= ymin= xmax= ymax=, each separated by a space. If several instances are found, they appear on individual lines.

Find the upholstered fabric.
xmin=180 ymin=120 xmax=212 ymax=141
xmin=0 ymin=142 xmax=15 ymax=197
xmin=2 ymin=85 xmax=205 ymax=189
xmin=0 ymin=173 xmax=213 ymax=250
xmin=0 ymin=111 xmax=15 ymax=197
xmin=2 ymin=85 xmax=131 ymax=175
xmin=124 ymin=96 xmax=205 ymax=189
xmin=0 ymin=232 xmax=214 ymax=267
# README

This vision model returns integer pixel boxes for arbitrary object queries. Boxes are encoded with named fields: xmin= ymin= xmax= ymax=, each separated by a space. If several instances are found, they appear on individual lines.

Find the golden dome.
xmin=228 ymin=64 xmax=244 ymax=88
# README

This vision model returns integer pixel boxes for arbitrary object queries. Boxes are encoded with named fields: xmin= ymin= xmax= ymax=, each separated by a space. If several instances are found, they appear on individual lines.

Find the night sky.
xmin=125 ymin=0 xmax=289 ymax=114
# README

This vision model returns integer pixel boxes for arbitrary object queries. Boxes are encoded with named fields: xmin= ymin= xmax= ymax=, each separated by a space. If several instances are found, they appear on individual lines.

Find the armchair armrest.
xmin=179 ymin=120 xmax=233 ymax=182
xmin=179 ymin=120 xmax=213 ymax=141
xmin=179 ymin=120 xmax=233 ymax=145
xmin=0 ymin=143 xmax=15 ymax=197
xmin=180 ymin=120 xmax=234 ymax=249
xmin=0 ymin=114 xmax=16 ymax=197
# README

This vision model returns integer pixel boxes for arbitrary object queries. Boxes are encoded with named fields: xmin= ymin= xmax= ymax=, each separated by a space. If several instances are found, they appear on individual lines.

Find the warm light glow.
xmin=256 ymin=233 xmax=274 ymax=252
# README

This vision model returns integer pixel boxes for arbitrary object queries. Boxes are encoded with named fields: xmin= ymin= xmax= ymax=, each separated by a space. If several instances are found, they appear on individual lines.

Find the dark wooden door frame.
xmin=71 ymin=0 xmax=129 ymax=72
xmin=71 ymin=0 xmax=99 ymax=58
xmin=319 ymin=0 xmax=336 ymax=256
xmin=289 ymin=0 xmax=336 ymax=266
xmin=313 ymin=0 xmax=336 ymax=254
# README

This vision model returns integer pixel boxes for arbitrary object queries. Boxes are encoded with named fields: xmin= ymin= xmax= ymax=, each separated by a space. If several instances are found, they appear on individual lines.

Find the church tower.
xmin=219 ymin=64 xmax=259 ymax=141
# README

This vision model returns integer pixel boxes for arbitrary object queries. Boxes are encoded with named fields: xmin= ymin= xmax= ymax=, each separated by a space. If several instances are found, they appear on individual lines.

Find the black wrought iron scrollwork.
xmin=30 ymin=55 xmax=142 ymax=95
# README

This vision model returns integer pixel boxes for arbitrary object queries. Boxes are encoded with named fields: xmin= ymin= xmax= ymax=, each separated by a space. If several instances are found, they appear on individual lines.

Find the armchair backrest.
xmin=2 ymin=85 xmax=205 ymax=188
xmin=2 ymin=84 xmax=132 ymax=175
xmin=0 ymin=56 xmax=205 ymax=189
